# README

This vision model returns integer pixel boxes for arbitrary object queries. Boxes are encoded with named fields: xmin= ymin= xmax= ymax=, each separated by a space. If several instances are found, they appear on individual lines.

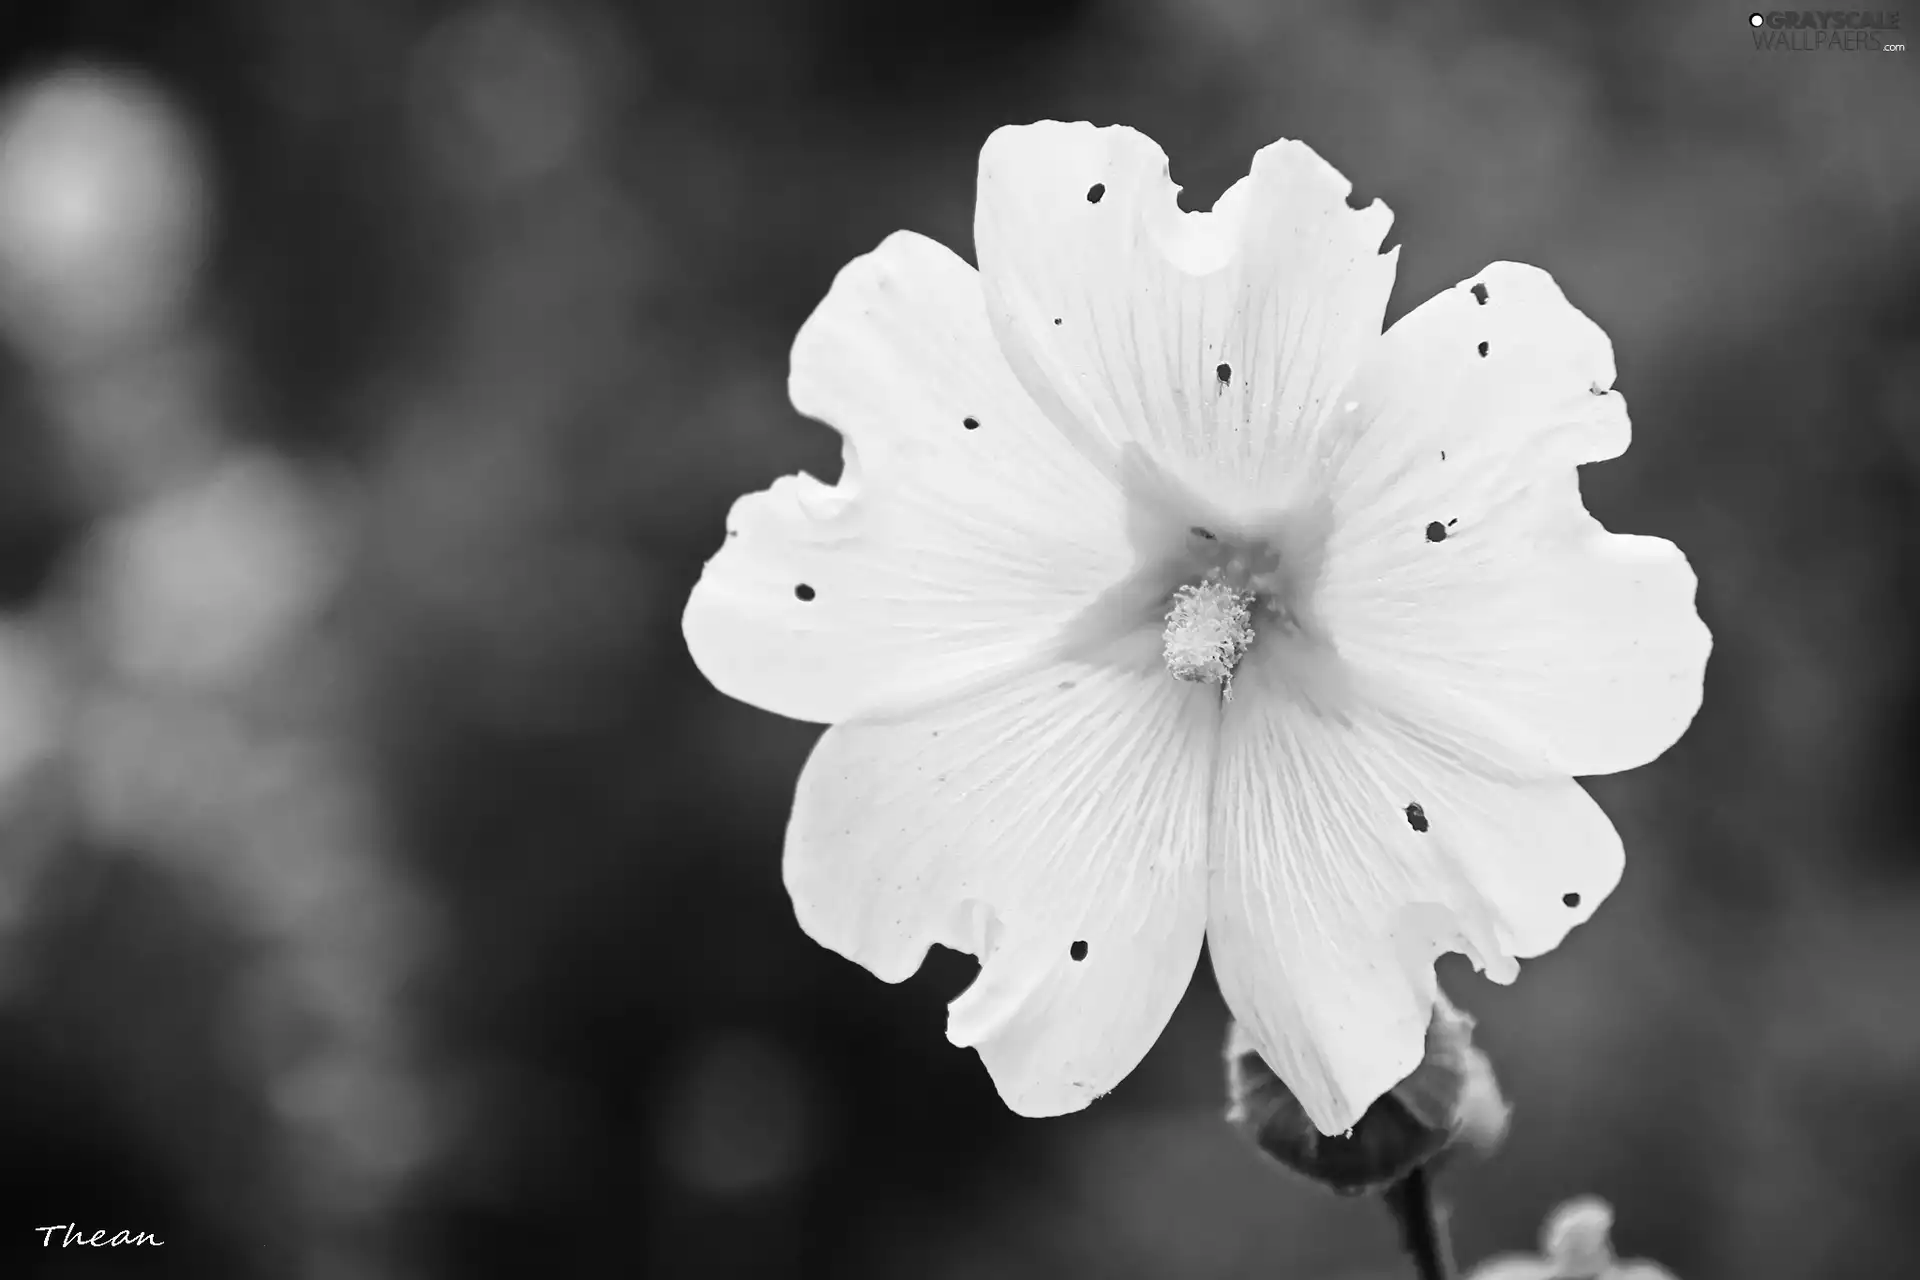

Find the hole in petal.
xmin=962 ymin=416 xmax=979 ymax=430
xmin=1562 ymin=892 xmax=1581 ymax=908
xmin=1404 ymin=803 xmax=1429 ymax=833
xmin=1216 ymin=362 xmax=1232 ymax=385
xmin=1069 ymin=940 xmax=1088 ymax=961
xmin=1425 ymin=522 xmax=1447 ymax=543
xmin=1053 ymin=317 xmax=1063 ymax=326
xmin=1439 ymin=450 xmax=1446 ymax=461
xmin=1476 ymin=341 xmax=1489 ymax=358
xmin=1086 ymin=182 xmax=1105 ymax=203
xmin=1471 ymin=282 xmax=1489 ymax=305
xmin=794 ymin=584 xmax=816 ymax=601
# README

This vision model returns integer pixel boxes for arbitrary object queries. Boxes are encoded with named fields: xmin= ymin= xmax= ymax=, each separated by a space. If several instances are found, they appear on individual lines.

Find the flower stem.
xmin=1383 ymin=1167 xmax=1455 ymax=1280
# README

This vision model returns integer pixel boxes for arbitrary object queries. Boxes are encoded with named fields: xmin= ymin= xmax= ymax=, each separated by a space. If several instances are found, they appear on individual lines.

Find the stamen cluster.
xmin=1162 ymin=571 xmax=1256 ymax=698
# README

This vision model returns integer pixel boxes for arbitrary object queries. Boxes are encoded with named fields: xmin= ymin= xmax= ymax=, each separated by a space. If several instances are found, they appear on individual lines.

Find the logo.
xmin=1748 ymin=10 xmax=1904 ymax=50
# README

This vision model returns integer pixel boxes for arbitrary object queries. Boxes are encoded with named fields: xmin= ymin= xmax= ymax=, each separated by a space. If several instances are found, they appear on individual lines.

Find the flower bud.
xmin=1224 ymin=990 xmax=1508 ymax=1195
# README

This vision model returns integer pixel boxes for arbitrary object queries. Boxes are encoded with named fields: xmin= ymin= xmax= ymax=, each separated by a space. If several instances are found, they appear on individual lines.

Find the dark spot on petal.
xmin=963 ymin=416 xmax=979 ymax=430
xmin=1087 ymin=182 xmax=1105 ymax=203
xmin=1057 ymin=680 xmax=1076 ymax=690
xmin=794 ymin=583 xmax=816 ymax=601
xmin=726 ymin=529 xmax=738 ymax=539
xmin=1471 ymin=282 xmax=1489 ymax=305
xmin=1216 ymin=362 xmax=1232 ymax=384
xmin=1190 ymin=526 xmax=1217 ymax=540
xmin=1562 ymin=892 xmax=1581 ymax=908
xmin=1425 ymin=521 xmax=1447 ymax=542
xmin=1404 ymin=802 xmax=1429 ymax=833
xmin=1069 ymin=940 xmax=1089 ymax=961
xmin=1477 ymin=341 xmax=1489 ymax=357
xmin=1053 ymin=317 xmax=1063 ymax=326
xmin=1439 ymin=450 xmax=1446 ymax=461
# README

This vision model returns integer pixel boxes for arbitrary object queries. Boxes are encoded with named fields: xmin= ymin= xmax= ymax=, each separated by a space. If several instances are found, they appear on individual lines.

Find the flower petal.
xmin=1207 ymin=654 xmax=1625 ymax=1136
xmin=1317 ymin=262 xmax=1709 ymax=777
xmin=1462 ymin=1260 xmax=1559 ymax=1280
xmin=683 ymin=230 xmax=1136 ymax=724
xmin=1611 ymin=1265 xmax=1681 ymax=1280
xmin=973 ymin=121 xmax=1398 ymax=516
xmin=785 ymin=629 xmax=1214 ymax=1115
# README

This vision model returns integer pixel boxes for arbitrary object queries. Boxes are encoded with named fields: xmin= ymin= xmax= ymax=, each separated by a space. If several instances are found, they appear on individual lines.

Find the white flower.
xmin=1469 ymin=1197 xmax=1678 ymax=1280
xmin=682 ymin=122 xmax=1709 ymax=1135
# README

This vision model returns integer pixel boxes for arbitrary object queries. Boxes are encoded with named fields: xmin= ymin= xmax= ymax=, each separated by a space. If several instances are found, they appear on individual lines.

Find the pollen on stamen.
xmin=1163 ymin=572 xmax=1255 ymax=698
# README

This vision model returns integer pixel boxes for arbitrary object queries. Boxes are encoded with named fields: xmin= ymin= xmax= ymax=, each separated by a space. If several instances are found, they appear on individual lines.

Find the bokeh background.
xmin=0 ymin=1 xmax=1914 ymax=1277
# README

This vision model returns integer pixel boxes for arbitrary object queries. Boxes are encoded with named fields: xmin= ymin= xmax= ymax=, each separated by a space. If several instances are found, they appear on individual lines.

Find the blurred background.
xmin=0 ymin=1 xmax=1914 ymax=1277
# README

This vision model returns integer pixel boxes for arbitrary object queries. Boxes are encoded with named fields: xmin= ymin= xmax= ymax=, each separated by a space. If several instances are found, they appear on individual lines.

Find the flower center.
xmin=1162 ymin=569 xmax=1256 ymax=699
